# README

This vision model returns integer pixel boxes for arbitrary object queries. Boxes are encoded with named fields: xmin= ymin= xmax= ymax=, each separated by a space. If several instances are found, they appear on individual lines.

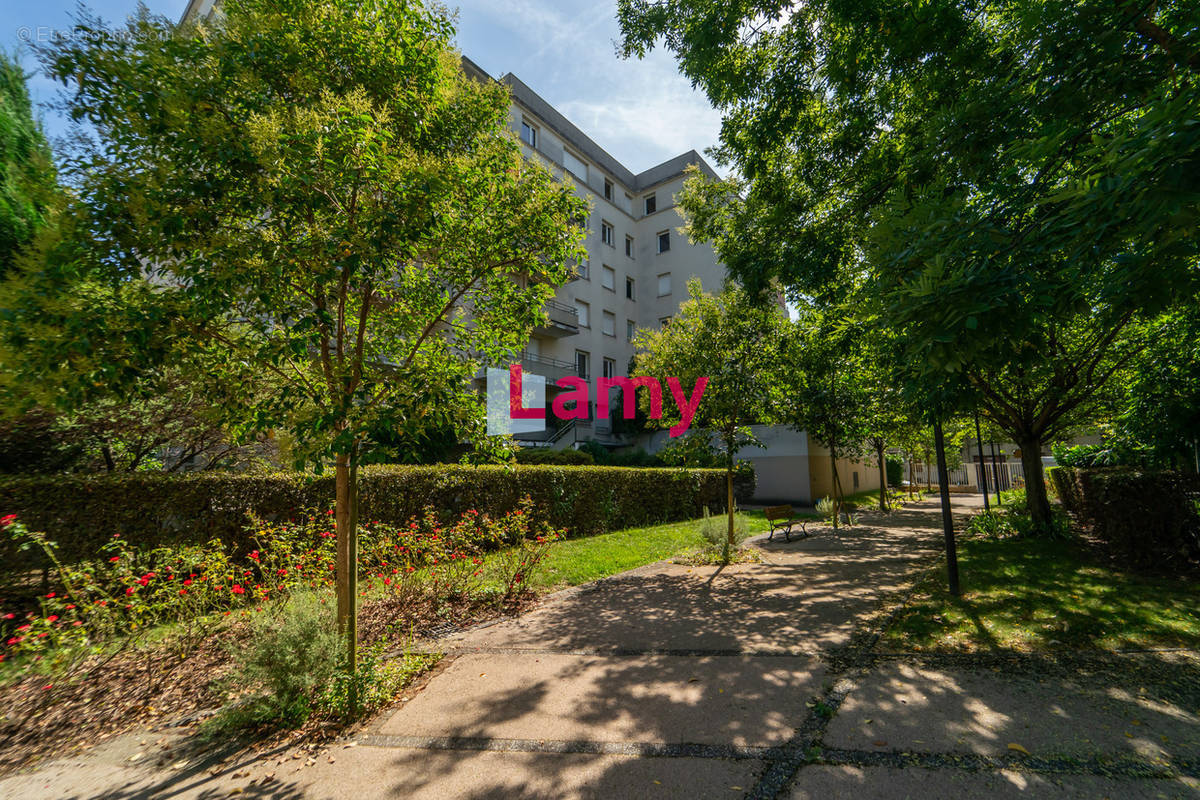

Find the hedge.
xmin=0 ymin=465 xmax=727 ymax=574
xmin=1051 ymin=467 xmax=1200 ymax=569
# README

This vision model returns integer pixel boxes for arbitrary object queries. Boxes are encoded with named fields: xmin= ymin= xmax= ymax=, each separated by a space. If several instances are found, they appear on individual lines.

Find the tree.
xmin=1118 ymin=307 xmax=1200 ymax=469
xmin=0 ymin=50 xmax=57 ymax=277
xmin=634 ymin=280 xmax=785 ymax=557
xmin=776 ymin=306 xmax=871 ymax=527
xmin=24 ymin=0 xmax=586 ymax=681
xmin=619 ymin=0 xmax=1200 ymax=530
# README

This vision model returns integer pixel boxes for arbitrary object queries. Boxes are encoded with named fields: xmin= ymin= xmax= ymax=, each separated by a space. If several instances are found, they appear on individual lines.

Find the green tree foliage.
xmin=1118 ymin=307 xmax=1200 ymax=468
xmin=776 ymin=306 xmax=871 ymax=526
xmin=634 ymin=279 xmax=786 ymax=549
xmin=15 ymin=0 xmax=587 ymax=679
xmin=0 ymin=50 xmax=56 ymax=277
xmin=619 ymin=0 xmax=1200 ymax=530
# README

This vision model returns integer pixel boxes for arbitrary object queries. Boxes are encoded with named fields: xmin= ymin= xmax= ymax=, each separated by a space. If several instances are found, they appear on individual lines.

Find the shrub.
xmin=609 ymin=448 xmax=661 ymax=468
xmin=514 ymin=448 xmax=595 ymax=465
xmin=0 ymin=465 xmax=725 ymax=572
xmin=575 ymin=440 xmax=611 ymax=464
xmin=1052 ymin=467 xmax=1200 ymax=569
xmin=885 ymin=456 xmax=904 ymax=487
xmin=215 ymin=592 xmax=341 ymax=728
xmin=1 ymin=500 xmax=567 ymax=665
xmin=698 ymin=507 xmax=753 ymax=563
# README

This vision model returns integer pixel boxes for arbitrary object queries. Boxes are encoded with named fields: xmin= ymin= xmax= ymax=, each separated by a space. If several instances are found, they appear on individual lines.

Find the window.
xmin=575 ymin=350 xmax=589 ymax=379
xmin=602 ymin=310 xmax=615 ymax=337
xmin=657 ymin=230 xmax=671 ymax=253
xmin=601 ymin=221 xmax=614 ymax=247
xmin=563 ymin=149 xmax=588 ymax=181
xmin=625 ymin=277 xmax=635 ymax=300
xmin=853 ymin=471 xmax=860 ymax=490
xmin=623 ymin=192 xmax=633 ymax=214
xmin=520 ymin=120 xmax=537 ymax=148
xmin=574 ymin=299 xmax=589 ymax=328
xmin=657 ymin=273 xmax=671 ymax=297
xmin=626 ymin=319 xmax=636 ymax=340
xmin=625 ymin=235 xmax=634 ymax=259
xmin=659 ymin=316 xmax=672 ymax=326
xmin=603 ymin=178 xmax=613 ymax=201
xmin=602 ymin=357 xmax=616 ymax=379
xmin=575 ymin=258 xmax=589 ymax=280
xmin=644 ymin=194 xmax=656 ymax=215
xmin=601 ymin=265 xmax=615 ymax=291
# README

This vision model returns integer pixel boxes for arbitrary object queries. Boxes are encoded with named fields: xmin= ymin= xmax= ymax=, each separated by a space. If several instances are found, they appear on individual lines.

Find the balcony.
xmin=534 ymin=299 xmax=580 ymax=337
xmin=519 ymin=351 xmax=576 ymax=385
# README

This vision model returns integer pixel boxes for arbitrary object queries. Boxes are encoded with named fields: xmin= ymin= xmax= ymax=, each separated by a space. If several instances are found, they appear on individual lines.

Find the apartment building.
xmin=463 ymin=59 xmax=731 ymax=446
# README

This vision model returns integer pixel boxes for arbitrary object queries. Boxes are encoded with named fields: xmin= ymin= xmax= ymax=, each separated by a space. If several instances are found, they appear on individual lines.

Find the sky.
xmin=1 ymin=0 xmax=726 ymax=176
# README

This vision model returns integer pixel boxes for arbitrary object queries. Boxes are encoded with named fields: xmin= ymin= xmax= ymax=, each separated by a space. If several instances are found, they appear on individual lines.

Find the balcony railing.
xmin=535 ymin=299 xmax=580 ymax=337
xmin=520 ymin=351 xmax=576 ymax=385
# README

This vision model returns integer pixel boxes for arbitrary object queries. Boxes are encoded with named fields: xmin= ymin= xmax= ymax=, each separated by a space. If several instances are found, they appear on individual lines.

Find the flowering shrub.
xmin=1 ymin=497 xmax=564 ymax=665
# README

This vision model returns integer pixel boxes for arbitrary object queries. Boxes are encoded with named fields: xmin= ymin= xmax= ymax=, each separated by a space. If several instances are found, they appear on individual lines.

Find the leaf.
xmin=1007 ymin=743 xmax=1030 ymax=756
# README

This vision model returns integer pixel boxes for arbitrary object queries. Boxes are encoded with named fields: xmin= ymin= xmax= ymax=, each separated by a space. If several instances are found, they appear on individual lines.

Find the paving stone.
xmin=377 ymin=652 xmax=825 ymax=747
xmin=788 ymin=765 xmax=1200 ymax=799
xmin=825 ymin=661 xmax=1200 ymax=761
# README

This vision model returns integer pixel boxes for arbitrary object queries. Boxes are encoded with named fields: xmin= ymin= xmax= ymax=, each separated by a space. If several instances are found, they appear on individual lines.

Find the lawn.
xmin=480 ymin=511 xmax=773 ymax=593
xmin=883 ymin=534 xmax=1200 ymax=652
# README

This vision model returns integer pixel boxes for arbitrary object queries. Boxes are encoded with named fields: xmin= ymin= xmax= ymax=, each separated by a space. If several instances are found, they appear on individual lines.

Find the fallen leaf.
xmin=872 ymin=740 xmax=887 ymax=747
xmin=1007 ymin=743 xmax=1030 ymax=756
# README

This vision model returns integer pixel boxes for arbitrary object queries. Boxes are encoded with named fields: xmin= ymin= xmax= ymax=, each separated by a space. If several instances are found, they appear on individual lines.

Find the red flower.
xmin=6 ymin=637 xmax=21 ymax=646
xmin=249 ymin=550 xmax=260 ymax=561
xmin=3 ymin=613 xmax=13 ymax=620
xmin=46 ymin=615 xmax=58 ymax=623
xmin=109 ymin=556 xmax=120 ymax=563
xmin=179 ymin=589 xmax=188 ymax=596
xmin=0 ymin=514 xmax=18 ymax=527
xmin=137 ymin=577 xmax=150 ymax=587
xmin=125 ymin=587 xmax=135 ymax=596
xmin=182 ymin=579 xmax=192 ymax=586
xmin=16 ymin=624 xmax=30 ymax=632
xmin=231 ymin=584 xmax=245 ymax=595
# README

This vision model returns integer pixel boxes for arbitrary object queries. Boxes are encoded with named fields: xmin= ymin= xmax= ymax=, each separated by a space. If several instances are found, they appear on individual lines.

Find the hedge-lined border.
xmin=0 ymin=465 xmax=727 ymax=574
xmin=1051 ymin=466 xmax=1200 ymax=569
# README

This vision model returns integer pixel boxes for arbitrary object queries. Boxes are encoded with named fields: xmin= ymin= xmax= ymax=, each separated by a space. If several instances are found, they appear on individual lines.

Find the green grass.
xmin=480 ymin=512 xmax=772 ymax=593
xmin=884 ymin=534 xmax=1200 ymax=652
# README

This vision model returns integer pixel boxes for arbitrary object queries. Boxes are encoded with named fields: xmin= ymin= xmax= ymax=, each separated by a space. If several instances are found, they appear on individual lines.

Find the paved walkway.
xmin=3 ymin=496 xmax=1199 ymax=799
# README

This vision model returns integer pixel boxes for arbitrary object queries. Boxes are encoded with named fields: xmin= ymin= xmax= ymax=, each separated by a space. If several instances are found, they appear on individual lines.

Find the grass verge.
xmin=478 ymin=512 xmax=771 ymax=592
xmin=883 ymin=534 xmax=1200 ymax=652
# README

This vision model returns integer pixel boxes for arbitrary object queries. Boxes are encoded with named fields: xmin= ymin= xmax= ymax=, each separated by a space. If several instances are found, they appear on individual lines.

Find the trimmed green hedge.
xmin=1052 ymin=467 xmax=1200 ymax=569
xmin=0 ymin=465 xmax=726 ymax=573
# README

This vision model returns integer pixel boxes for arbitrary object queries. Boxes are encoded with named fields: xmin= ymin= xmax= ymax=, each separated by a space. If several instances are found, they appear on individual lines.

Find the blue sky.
xmin=1 ymin=0 xmax=724 ymax=175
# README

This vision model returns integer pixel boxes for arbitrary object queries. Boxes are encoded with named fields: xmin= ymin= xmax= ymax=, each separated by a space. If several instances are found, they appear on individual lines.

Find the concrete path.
xmin=4 ymin=495 xmax=1199 ymax=799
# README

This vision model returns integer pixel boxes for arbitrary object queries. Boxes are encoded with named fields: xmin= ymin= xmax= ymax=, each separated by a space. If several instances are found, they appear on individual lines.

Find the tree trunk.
xmin=923 ymin=447 xmax=932 ymax=491
xmin=829 ymin=447 xmax=840 ymax=531
xmin=101 ymin=442 xmax=115 ymax=472
xmin=934 ymin=420 xmax=960 ymax=596
xmin=973 ymin=410 xmax=990 ymax=512
xmin=989 ymin=440 xmax=1002 ymax=505
xmin=1018 ymin=437 xmax=1052 ymax=532
xmin=724 ymin=427 xmax=735 ymax=563
xmin=335 ymin=449 xmax=359 ymax=684
xmin=876 ymin=440 xmax=888 ymax=512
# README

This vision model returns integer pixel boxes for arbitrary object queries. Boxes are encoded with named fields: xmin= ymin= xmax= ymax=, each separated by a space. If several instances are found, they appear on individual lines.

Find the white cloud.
xmin=452 ymin=0 xmax=727 ymax=177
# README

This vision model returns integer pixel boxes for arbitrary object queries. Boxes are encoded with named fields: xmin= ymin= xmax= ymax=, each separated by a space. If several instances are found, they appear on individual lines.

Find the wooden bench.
xmin=765 ymin=504 xmax=809 ymax=542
